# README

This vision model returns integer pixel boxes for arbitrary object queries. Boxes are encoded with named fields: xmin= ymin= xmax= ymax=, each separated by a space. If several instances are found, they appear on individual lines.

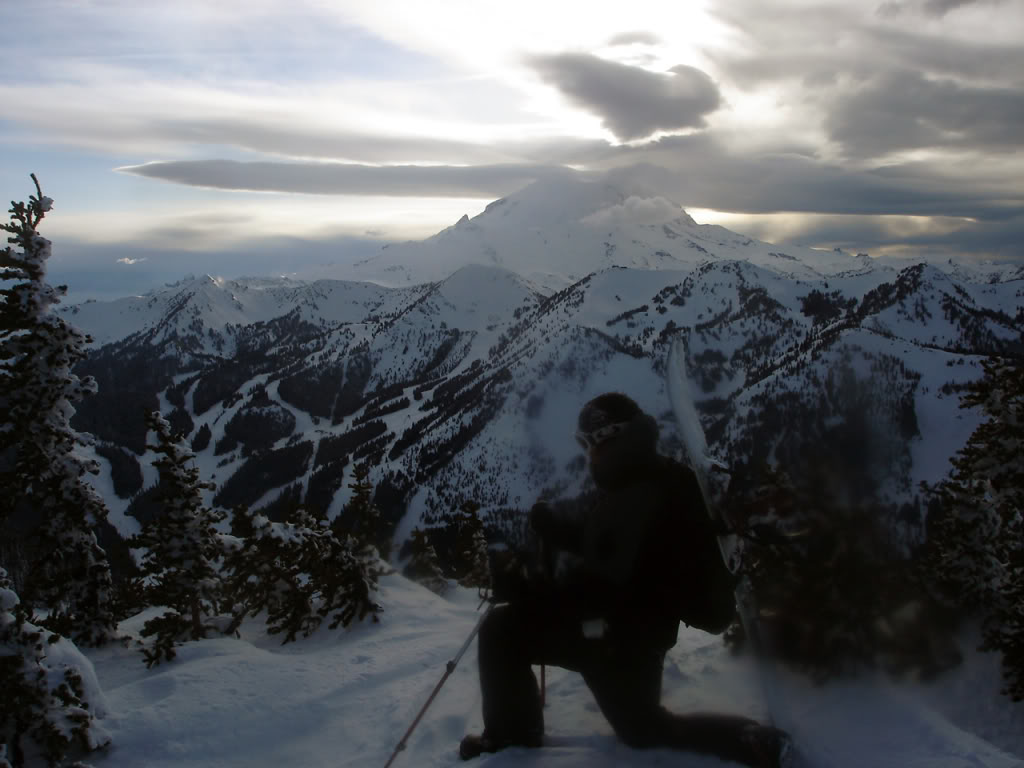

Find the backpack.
xmin=668 ymin=461 xmax=737 ymax=634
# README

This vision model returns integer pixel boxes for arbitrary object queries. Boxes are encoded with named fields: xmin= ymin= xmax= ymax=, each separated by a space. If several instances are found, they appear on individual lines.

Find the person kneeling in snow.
xmin=460 ymin=392 xmax=789 ymax=767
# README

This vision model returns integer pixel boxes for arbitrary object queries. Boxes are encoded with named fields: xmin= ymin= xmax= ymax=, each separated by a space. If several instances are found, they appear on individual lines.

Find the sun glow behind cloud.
xmin=1 ymin=0 xmax=1021 ymax=297
xmin=687 ymin=206 xmax=990 ymax=259
xmin=44 ymin=193 xmax=489 ymax=250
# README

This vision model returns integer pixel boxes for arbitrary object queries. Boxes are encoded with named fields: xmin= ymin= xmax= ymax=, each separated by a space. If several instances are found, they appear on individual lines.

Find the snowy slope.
xmin=59 ymin=275 xmax=307 ymax=348
xmin=73 ymin=255 xmax=1021 ymax=557
xmin=59 ymin=273 xmax=417 ymax=353
xmin=55 ymin=174 xmax=1022 ymax=621
xmin=80 ymin=572 xmax=1024 ymax=768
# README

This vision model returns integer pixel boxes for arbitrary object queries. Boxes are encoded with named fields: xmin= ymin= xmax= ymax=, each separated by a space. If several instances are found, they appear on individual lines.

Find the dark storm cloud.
xmin=866 ymin=26 xmax=1024 ymax=83
xmin=753 ymin=211 xmax=1024 ymax=261
xmin=922 ymin=0 xmax=1005 ymax=17
xmin=528 ymin=53 xmax=721 ymax=141
xmin=878 ymin=0 xmax=991 ymax=17
xmin=590 ymin=130 xmax=1022 ymax=261
xmin=826 ymin=70 xmax=1024 ymax=158
xmin=705 ymin=0 xmax=1024 ymax=165
xmin=121 ymin=133 xmax=1022 ymax=227
xmin=596 ymin=135 xmax=1019 ymax=220
xmin=923 ymin=0 xmax=976 ymax=15
xmin=710 ymin=3 xmax=1024 ymax=87
xmin=120 ymin=159 xmax=569 ymax=197
xmin=713 ymin=27 xmax=1024 ymax=90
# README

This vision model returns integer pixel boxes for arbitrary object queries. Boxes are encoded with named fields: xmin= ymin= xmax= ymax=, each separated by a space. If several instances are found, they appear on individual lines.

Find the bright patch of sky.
xmin=1 ymin=0 xmax=1021 ymax=300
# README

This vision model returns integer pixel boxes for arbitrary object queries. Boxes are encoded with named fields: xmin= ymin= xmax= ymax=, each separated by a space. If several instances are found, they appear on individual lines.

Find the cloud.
xmin=581 ymin=196 xmax=683 ymax=228
xmin=767 ymin=211 xmax=1024 ymax=261
xmin=921 ymin=0 xmax=1002 ymax=17
xmin=158 ymin=120 xmax=524 ymax=165
xmin=49 ymin=234 xmax=388 ymax=303
xmin=592 ymin=135 xmax=1020 ymax=222
xmin=708 ymin=1 xmax=1024 ymax=87
xmin=607 ymin=31 xmax=661 ymax=46
xmin=877 ymin=0 xmax=987 ymax=17
xmin=4 ymin=0 xmax=1019 ymax=272
xmin=0 ymin=70 xmax=613 ymax=166
xmin=825 ymin=70 xmax=1024 ymax=159
xmin=115 ymin=132 xmax=1023 ymax=231
xmin=528 ymin=53 xmax=721 ymax=141
xmin=701 ymin=0 xmax=1024 ymax=175
xmin=119 ymin=159 xmax=568 ymax=198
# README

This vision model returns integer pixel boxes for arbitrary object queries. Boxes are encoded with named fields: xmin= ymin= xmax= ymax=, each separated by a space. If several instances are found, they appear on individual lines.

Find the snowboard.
xmin=666 ymin=337 xmax=801 ymax=768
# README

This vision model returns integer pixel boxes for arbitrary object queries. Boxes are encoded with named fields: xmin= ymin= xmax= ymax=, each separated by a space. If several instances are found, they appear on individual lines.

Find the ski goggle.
xmin=575 ymin=422 xmax=627 ymax=450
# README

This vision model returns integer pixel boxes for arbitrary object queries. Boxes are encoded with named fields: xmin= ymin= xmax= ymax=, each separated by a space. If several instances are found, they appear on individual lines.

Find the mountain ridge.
xmin=54 ymin=175 xmax=1023 ymax=561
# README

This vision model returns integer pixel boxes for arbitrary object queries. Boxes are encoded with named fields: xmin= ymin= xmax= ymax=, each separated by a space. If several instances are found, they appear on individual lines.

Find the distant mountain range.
xmin=60 ymin=175 xmax=1024 ymax=551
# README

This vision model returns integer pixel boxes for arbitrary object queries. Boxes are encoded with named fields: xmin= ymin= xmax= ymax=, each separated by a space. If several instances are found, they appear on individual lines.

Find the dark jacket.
xmin=538 ymin=418 xmax=736 ymax=650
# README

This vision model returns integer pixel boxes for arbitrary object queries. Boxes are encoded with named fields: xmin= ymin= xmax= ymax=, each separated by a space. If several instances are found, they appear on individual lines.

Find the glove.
xmin=529 ymin=502 xmax=554 ymax=537
xmin=488 ymin=549 xmax=535 ymax=604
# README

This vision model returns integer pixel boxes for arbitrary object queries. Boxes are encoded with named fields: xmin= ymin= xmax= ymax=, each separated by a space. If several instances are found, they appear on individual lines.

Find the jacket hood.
xmin=589 ymin=412 xmax=659 ymax=490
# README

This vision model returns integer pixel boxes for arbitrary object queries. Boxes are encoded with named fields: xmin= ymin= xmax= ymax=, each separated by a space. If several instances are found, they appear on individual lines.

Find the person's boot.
xmin=459 ymin=733 xmax=498 ymax=760
xmin=739 ymin=723 xmax=793 ymax=768
xmin=459 ymin=730 xmax=542 ymax=761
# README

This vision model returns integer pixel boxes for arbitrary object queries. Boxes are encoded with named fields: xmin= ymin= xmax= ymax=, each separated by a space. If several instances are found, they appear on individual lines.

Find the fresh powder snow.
xmin=78 ymin=571 xmax=1024 ymax=768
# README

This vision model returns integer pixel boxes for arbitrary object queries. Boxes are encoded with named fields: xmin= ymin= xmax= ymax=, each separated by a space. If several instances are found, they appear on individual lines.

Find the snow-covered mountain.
xmin=41 ymin=172 xmax=1024 ymax=768
xmin=345 ymin=175 xmax=875 ymax=290
xmin=59 ymin=175 xmax=1023 ymax=557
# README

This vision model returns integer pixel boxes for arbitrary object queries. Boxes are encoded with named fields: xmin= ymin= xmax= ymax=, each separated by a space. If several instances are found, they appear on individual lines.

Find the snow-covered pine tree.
xmin=224 ymin=506 xmax=382 ymax=642
xmin=403 ymin=527 xmax=449 ymax=595
xmin=455 ymin=500 xmax=489 ymax=590
xmin=223 ymin=508 xmax=325 ymax=642
xmin=133 ymin=411 xmax=226 ymax=666
xmin=725 ymin=463 xmax=955 ymax=682
xmin=926 ymin=358 xmax=1024 ymax=700
xmin=0 ymin=567 xmax=111 ymax=767
xmin=0 ymin=176 xmax=116 ymax=647
xmin=340 ymin=461 xmax=392 ymax=560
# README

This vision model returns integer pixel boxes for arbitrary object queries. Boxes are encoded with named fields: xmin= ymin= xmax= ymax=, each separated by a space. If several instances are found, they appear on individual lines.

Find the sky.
xmin=1 ymin=0 xmax=1022 ymax=300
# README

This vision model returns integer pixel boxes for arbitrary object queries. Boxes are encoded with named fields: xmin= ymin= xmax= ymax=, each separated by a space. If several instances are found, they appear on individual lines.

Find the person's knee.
xmin=479 ymin=604 xmax=524 ymax=652
xmin=479 ymin=605 xmax=509 ymax=639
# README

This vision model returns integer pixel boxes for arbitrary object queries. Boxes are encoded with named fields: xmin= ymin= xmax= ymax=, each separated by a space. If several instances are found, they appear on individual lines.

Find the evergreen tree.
xmin=224 ymin=506 xmax=382 ymax=642
xmin=338 ymin=462 xmax=393 ymax=561
xmin=0 ymin=567 xmax=111 ymax=767
xmin=725 ymin=464 xmax=958 ymax=682
xmin=403 ymin=527 xmax=449 ymax=595
xmin=0 ymin=176 xmax=116 ymax=646
xmin=455 ymin=500 xmax=489 ymax=589
xmin=926 ymin=358 xmax=1024 ymax=700
xmin=133 ymin=411 xmax=226 ymax=666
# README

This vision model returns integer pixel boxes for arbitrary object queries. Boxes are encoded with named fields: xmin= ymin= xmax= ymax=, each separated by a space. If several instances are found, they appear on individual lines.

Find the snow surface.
xmin=80 ymin=572 xmax=1024 ymax=768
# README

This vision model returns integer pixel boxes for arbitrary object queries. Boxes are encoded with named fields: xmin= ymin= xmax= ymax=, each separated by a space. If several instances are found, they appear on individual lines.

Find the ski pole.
xmin=536 ymin=535 xmax=555 ymax=710
xmin=383 ymin=602 xmax=497 ymax=768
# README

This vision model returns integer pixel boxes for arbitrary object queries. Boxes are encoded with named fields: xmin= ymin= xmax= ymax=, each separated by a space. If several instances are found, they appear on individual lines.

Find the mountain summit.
xmin=346 ymin=173 xmax=870 ymax=290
